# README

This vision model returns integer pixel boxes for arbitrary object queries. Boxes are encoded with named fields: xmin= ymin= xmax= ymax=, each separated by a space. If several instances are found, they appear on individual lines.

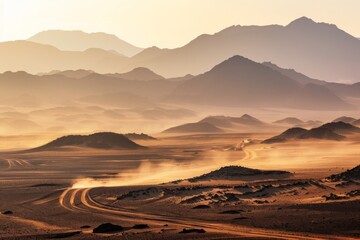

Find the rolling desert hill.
xmin=30 ymin=132 xmax=144 ymax=151
xmin=187 ymin=166 xmax=292 ymax=182
xmin=129 ymin=17 xmax=360 ymax=83
xmin=28 ymin=30 xmax=143 ymax=57
xmin=262 ymin=127 xmax=345 ymax=144
xmin=262 ymin=121 xmax=360 ymax=143
xmin=170 ymin=55 xmax=352 ymax=109
xmin=162 ymin=122 xmax=223 ymax=134
xmin=333 ymin=116 xmax=357 ymax=124
xmin=320 ymin=121 xmax=360 ymax=135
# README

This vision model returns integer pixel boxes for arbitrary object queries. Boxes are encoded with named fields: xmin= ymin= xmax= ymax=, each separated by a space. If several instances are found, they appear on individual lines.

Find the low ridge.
xmin=188 ymin=166 xmax=292 ymax=182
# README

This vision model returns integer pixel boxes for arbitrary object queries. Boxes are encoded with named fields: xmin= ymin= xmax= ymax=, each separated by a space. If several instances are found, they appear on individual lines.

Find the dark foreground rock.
xmin=132 ymin=224 xmax=149 ymax=229
xmin=179 ymin=228 xmax=206 ymax=234
xmin=93 ymin=223 xmax=123 ymax=233
xmin=2 ymin=210 xmax=13 ymax=215
xmin=192 ymin=204 xmax=211 ymax=209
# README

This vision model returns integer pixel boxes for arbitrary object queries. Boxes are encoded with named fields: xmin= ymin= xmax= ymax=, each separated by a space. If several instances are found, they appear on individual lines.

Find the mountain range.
xmin=129 ymin=17 xmax=359 ymax=82
xmin=28 ymin=30 xmax=143 ymax=57
xmin=2 ymin=17 xmax=360 ymax=84
xmin=0 ymin=53 xmax=357 ymax=111
xmin=170 ymin=56 xmax=352 ymax=109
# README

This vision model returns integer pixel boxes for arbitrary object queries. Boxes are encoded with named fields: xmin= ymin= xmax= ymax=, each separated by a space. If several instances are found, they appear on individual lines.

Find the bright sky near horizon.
xmin=0 ymin=0 xmax=359 ymax=48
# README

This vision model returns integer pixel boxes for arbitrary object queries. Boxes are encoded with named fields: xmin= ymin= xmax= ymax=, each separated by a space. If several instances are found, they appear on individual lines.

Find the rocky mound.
xmin=124 ymin=133 xmax=157 ymax=141
xmin=32 ymin=132 xmax=144 ymax=151
xmin=93 ymin=223 xmax=123 ymax=233
xmin=188 ymin=166 xmax=292 ymax=182
xmin=163 ymin=122 xmax=223 ymax=133
xmin=327 ymin=165 xmax=360 ymax=181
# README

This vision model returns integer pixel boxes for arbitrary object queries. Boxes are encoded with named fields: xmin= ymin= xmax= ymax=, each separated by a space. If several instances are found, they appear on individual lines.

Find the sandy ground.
xmin=0 ymin=133 xmax=359 ymax=239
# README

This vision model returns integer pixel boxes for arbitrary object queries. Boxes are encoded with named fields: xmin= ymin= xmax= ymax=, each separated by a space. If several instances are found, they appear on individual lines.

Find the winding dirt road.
xmin=57 ymin=187 xmax=350 ymax=240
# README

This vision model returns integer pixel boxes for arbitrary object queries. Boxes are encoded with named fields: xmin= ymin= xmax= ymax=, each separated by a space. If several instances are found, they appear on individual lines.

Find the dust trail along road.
xmin=57 ymin=188 xmax=349 ymax=240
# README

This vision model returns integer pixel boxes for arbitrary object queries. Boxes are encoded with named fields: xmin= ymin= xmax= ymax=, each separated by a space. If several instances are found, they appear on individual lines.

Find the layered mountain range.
xmin=1 ymin=17 xmax=360 ymax=111
xmin=2 ymin=17 xmax=360 ymax=83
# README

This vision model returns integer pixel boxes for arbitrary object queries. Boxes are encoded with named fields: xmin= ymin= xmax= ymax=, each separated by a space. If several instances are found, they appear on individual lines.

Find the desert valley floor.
xmin=0 ymin=132 xmax=359 ymax=240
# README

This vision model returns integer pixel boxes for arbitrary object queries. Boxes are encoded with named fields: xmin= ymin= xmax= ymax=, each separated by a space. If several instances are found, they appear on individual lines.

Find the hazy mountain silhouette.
xmin=273 ymin=117 xmax=304 ymax=126
xmin=263 ymin=62 xmax=360 ymax=100
xmin=0 ymin=41 xmax=129 ymax=74
xmin=163 ymin=122 xmax=223 ymax=134
xmin=162 ymin=114 xmax=279 ymax=134
xmin=129 ymin=17 xmax=360 ymax=83
xmin=79 ymin=92 xmax=156 ymax=108
xmin=263 ymin=62 xmax=326 ymax=85
xmin=170 ymin=56 xmax=351 ymax=110
xmin=333 ymin=116 xmax=357 ymax=124
xmin=28 ymin=30 xmax=143 ymax=57
xmin=273 ymin=117 xmax=322 ymax=128
xmin=50 ymin=69 xmax=94 ymax=79
xmin=31 ymin=132 xmax=143 ymax=151
xmin=3 ymin=18 xmax=360 ymax=82
xmin=200 ymin=114 xmax=266 ymax=128
xmin=0 ymin=71 xmax=181 ymax=103
xmin=108 ymin=67 xmax=164 ymax=81
xmin=285 ymin=83 xmax=352 ymax=110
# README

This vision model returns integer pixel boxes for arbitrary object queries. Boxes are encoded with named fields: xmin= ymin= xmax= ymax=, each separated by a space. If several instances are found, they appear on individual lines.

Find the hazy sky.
xmin=0 ymin=0 xmax=359 ymax=48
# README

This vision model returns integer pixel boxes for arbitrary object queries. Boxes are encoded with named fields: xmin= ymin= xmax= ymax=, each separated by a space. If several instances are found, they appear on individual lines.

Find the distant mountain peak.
xmin=113 ymin=67 xmax=164 ymax=81
xmin=210 ymin=55 xmax=256 ymax=72
xmin=287 ymin=16 xmax=316 ymax=27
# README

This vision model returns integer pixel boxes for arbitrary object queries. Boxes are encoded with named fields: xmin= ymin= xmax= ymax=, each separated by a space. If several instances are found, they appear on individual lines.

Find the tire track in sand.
xmin=57 ymin=188 xmax=347 ymax=240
